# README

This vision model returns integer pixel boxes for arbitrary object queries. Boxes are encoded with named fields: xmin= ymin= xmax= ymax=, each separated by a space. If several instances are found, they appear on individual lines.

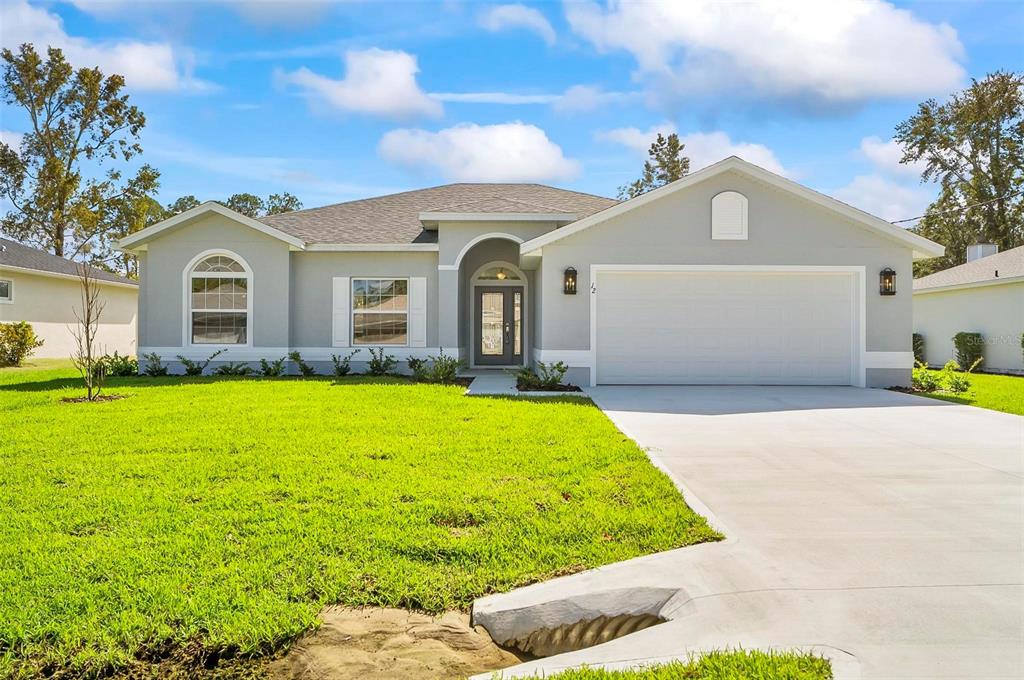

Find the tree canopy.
xmin=0 ymin=43 xmax=160 ymax=271
xmin=617 ymin=133 xmax=691 ymax=200
xmin=896 ymin=71 xmax=1023 ymax=275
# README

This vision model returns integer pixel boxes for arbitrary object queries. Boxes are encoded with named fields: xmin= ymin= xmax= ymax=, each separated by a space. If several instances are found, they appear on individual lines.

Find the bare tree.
xmin=70 ymin=263 xmax=107 ymax=400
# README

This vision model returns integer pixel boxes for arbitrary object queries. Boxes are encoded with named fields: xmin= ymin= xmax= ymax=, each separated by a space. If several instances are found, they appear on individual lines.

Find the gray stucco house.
xmin=118 ymin=157 xmax=944 ymax=387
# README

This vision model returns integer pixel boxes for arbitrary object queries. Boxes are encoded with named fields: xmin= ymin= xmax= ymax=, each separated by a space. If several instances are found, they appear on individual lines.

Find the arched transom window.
xmin=189 ymin=254 xmax=249 ymax=344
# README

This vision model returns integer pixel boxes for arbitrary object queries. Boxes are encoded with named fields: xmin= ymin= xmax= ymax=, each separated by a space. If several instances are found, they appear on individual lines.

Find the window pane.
xmin=192 ymin=312 xmax=247 ymax=344
xmin=481 ymin=293 xmax=503 ymax=356
xmin=352 ymin=313 xmax=407 ymax=345
xmin=192 ymin=276 xmax=247 ymax=311
xmin=0 ymin=280 xmax=9 ymax=300
xmin=514 ymin=291 xmax=522 ymax=356
xmin=194 ymin=255 xmax=243 ymax=273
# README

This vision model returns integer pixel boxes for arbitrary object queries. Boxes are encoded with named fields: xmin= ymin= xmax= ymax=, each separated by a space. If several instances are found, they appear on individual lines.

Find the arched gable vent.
xmin=711 ymin=191 xmax=748 ymax=240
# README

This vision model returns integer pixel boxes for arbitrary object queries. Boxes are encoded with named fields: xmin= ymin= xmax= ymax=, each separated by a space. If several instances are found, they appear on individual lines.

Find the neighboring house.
xmin=913 ymin=245 xmax=1024 ymax=374
xmin=0 ymin=237 xmax=138 ymax=358
xmin=117 ymin=157 xmax=943 ymax=387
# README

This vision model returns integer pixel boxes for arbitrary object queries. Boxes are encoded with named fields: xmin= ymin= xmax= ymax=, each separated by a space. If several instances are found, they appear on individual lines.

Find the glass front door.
xmin=474 ymin=286 xmax=524 ymax=366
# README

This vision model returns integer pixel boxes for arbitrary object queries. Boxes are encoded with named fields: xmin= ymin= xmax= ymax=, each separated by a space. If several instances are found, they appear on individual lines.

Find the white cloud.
xmin=859 ymin=136 xmax=928 ymax=178
xmin=833 ymin=174 xmax=934 ymax=222
xmin=599 ymin=124 xmax=788 ymax=175
xmin=565 ymin=0 xmax=965 ymax=106
xmin=278 ymin=48 xmax=442 ymax=120
xmin=2 ymin=0 xmax=210 ymax=92
xmin=553 ymin=85 xmax=639 ymax=113
xmin=0 ymin=130 xmax=24 ymax=150
xmin=378 ymin=122 xmax=580 ymax=182
xmin=479 ymin=4 xmax=556 ymax=45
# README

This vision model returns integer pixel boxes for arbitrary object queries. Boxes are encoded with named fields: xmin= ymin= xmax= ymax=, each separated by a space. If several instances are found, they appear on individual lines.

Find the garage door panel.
xmin=596 ymin=271 xmax=855 ymax=385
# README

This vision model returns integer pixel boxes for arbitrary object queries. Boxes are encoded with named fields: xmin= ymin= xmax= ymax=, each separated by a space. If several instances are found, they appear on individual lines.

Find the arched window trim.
xmin=181 ymin=249 xmax=254 ymax=348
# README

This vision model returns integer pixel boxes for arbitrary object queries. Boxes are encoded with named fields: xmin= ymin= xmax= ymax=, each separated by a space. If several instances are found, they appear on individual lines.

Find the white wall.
xmin=913 ymin=282 xmax=1024 ymax=373
xmin=0 ymin=270 xmax=137 ymax=358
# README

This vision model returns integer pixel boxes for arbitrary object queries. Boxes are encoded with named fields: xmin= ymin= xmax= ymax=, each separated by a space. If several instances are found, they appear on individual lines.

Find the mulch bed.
xmin=61 ymin=394 xmax=130 ymax=404
xmin=517 ymin=382 xmax=583 ymax=393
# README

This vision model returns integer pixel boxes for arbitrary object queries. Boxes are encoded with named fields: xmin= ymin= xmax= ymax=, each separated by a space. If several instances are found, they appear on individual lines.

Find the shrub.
xmin=911 ymin=361 xmax=941 ymax=392
xmin=0 ymin=321 xmax=44 ymax=366
xmin=98 ymin=352 xmax=138 ymax=377
xmin=288 ymin=351 xmax=316 ymax=377
xmin=177 ymin=349 xmax=226 ymax=376
xmin=214 ymin=362 xmax=253 ymax=376
xmin=259 ymin=357 xmax=286 ymax=377
xmin=407 ymin=356 xmax=428 ymax=380
xmin=952 ymin=332 xmax=984 ymax=371
xmin=142 ymin=352 xmax=168 ymax=377
xmin=516 ymin=361 xmax=568 ymax=390
xmin=426 ymin=348 xmax=462 ymax=384
xmin=367 ymin=347 xmax=397 ymax=376
xmin=331 ymin=350 xmax=358 ymax=377
xmin=912 ymin=333 xmax=925 ymax=365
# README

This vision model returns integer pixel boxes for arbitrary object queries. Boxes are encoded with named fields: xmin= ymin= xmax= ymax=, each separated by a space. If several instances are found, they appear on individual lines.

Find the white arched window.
xmin=188 ymin=253 xmax=251 ymax=345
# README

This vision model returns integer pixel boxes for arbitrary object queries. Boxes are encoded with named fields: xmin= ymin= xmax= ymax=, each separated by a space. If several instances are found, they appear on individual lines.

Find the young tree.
xmin=70 ymin=263 xmax=107 ymax=401
xmin=617 ymin=133 xmax=691 ymax=200
xmin=0 ymin=44 xmax=160 ymax=269
xmin=266 ymin=191 xmax=302 ymax=215
xmin=895 ymin=71 xmax=1023 ymax=276
xmin=224 ymin=192 xmax=265 ymax=217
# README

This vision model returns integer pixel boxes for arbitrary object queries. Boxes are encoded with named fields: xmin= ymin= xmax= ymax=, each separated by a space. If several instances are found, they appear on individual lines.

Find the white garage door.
xmin=595 ymin=270 xmax=857 ymax=385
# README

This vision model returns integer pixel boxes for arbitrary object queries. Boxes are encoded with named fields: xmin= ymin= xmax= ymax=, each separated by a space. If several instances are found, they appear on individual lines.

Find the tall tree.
xmin=896 ymin=71 xmax=1023 ymax=276
xmin=266 ymin=192 xmax=302 ymax=215
xmin=224 ymin=192 xmax=265 ymax=218
xmin=0 ymin=44 xmax=160 ymax=267
xmin=617 ymin=133 xmax=690 ymax=200
xmin=166 ymin=195 xmax=200 ymax=215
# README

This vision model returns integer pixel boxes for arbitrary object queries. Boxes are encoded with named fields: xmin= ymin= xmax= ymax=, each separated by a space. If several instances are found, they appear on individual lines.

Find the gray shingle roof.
xmin=913 ymin=245 xmax=1024 ymax=290
xmin=259 ymin=183 xmax=617 ymax=244
xmin=0 ymin=237 xmax=136 ymax=285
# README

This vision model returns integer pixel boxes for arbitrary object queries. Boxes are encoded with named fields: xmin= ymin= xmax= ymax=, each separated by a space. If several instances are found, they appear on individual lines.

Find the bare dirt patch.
xmin=268 ymin=607 xmax=524 ymax=680
xmin=60 ymin=394 xmax=130 ymax=403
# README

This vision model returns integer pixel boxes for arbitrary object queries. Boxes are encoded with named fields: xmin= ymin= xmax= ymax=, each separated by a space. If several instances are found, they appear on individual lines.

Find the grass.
xmin=0 ymin=361 xmax=719 ymax=677
xmin=516 ymin=650 xmax=832 ymax=679
xmin=915 ymin=369 xmax=1024 ymax=416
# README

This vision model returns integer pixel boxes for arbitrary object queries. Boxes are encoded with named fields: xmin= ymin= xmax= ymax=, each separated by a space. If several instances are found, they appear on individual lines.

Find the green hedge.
xmin=952 ymin=332 xmax=984 ymax=370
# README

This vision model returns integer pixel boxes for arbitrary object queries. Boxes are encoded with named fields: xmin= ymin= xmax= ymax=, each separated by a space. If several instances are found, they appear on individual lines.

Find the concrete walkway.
xmin=475 ymin=387 xmax=1024 ymax=679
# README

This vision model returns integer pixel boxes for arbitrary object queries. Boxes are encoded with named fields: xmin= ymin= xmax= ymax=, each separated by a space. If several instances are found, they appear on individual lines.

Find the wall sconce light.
xmin=563 ymin=267 xmax=577 ymax=295
xmin=879 ymin=267 xmax=896 ymax=296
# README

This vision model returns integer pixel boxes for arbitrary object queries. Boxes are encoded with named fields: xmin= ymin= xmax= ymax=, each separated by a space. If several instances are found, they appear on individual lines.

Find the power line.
xmin=891 ymin=189 xmax=1024 ymax=224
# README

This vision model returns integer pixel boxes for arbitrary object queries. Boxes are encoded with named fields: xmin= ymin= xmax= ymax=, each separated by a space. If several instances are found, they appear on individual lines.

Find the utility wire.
xmin=891 ymin=189 xmax=1024 ymax=224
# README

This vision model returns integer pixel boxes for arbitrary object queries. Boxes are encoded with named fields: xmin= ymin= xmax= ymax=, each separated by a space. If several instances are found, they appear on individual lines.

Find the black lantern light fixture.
xmin=879 ymin=267 xmax=896 ymax=296
xmin=563 ymin=266 xmax=578 ymax=295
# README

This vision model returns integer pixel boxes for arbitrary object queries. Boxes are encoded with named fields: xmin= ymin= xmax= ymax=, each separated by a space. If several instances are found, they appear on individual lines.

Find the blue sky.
xmin=1 ymin=0 xmax=1022 ymax=224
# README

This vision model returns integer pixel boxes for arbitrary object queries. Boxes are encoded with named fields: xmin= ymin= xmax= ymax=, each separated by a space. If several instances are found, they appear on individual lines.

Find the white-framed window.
xmin=0 ymin=278 xmax=11 ymax=303
xmin=188 ymin=254 xmax=249 ymax=345
xmin=352 ymin=278 xmax=408 ymax=346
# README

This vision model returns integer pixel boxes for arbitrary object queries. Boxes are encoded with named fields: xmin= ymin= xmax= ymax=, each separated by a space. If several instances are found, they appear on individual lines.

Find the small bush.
xmin=911 ymin=361 xmax=941 ymax=391
xmin=288 ymin=351 xmax=316 ymax=377
xmin=0 ymin=321 xmax=44 ymax=366
xmin=367 ymin=347 xmax=397 ymax=376
xmin=259 ymin=357 xmax=286 ymax=377
xmin=98 ymin=352 xmax=138 ymax=377
xmin=426 ymin=348 xmax=463 ymax=383
xmin=407 ymin=356 xmax=428 ymax=380
xmin=912 ymin=333 xmax=925 ymax=365
xmin=331 ymin=350 xmax=358 ymax=377
xmin=214 ymin=362 xmax=253 ymax=376
xmin=177 ymin=349 xmax=226 ymax=376
xmin=952 ymin=332 xmax=984 ymax=370
xmin=142 ymin=352 xmax=168 ymax=377
xmin=516 ymin=361 xmax=569 ymax=390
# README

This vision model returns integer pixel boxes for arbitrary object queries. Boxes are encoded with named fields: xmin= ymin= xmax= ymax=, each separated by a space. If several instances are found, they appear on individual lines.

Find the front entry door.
xmin=474 ymin=286 xmax=524 ymax=366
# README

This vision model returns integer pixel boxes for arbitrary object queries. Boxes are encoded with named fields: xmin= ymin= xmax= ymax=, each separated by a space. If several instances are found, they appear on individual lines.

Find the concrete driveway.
xmin=477 ymin=387 xmax=1024 ymax=679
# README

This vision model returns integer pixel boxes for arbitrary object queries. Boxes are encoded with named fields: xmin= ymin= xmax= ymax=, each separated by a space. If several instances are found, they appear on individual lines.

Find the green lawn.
xmin=0 ymin=361 xmax=719 ymax=677
xmin=518 ymin=650 xmax=832 ymax=679
xmin=916 ymin=370 xmax=1024 ymax=416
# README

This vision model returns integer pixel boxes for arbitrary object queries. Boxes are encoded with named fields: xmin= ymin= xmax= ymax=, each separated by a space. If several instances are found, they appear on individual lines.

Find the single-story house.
xmin=0 ymin=237 xmax=138 ymax=358
xmin=117 ymin=156 xmax=944 ymax=387
xmin=913 ymin=244 xmax=1024 ymax=374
